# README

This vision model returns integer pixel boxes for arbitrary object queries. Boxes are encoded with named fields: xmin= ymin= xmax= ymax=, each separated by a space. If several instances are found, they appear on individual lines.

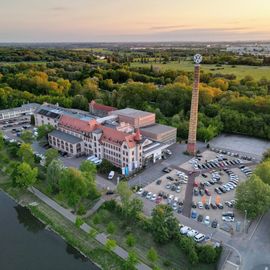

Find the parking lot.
xmin=136 ymin=147 xmax=257 ymax=236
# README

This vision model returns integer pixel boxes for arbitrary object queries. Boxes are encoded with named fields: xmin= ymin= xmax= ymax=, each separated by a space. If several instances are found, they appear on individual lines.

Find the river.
xmin=0 ymin=191 xmax=99 ymax=270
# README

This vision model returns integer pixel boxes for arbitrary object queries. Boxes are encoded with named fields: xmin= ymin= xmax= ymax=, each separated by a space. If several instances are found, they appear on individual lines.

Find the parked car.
xmin=205 ymin=189 xmax=211 ymax=196
xmin=137 ymin=188 xmax=143 ymax=195
xmin=142 ymin=191 xmax=148 ymax=197
xmin=108 ymin=171 xmax=115 ymax=180
xmin=156 ymin=179 xmax=162 ymax=185
xmin=204 ymin=216 xmax=210 ymax=225
xmin=197 ymin=202 xmax=203 ymax=209
xmin=163 ymin=167 xmax=172 ymax=173
xmin=194 ymin=233 xmax=205 ymax=242
xmin=222 ymin=216 xmax=235 ymax=222
xmin=204 ymin=203 xmax=210 ymax=210
xmin=197 ymin=214 xmax=204 ymax=222
xmin=187 ymin=229 xmax=199 ymax=238
xmin=191 ymin=210 xmax=197 ymax=219
xmin=146 ymin=192 xmax=152 ymax=199
xmin=211 ymin=220 xmax=218 ymax=228
xmin=210 ymin=203 xmax=217 ymax=210
xmin=180 ymin=226 xmax=191 ymax=235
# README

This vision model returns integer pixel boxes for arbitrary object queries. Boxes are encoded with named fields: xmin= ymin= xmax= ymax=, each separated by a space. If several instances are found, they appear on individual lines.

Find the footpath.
xmin=29 ymin=187 xmax=152 ymax=270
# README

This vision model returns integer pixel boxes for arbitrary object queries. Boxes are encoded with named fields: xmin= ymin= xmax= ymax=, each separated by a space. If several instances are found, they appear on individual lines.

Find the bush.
xmin=106 ymin=221 xmax=116 ymax=234
xmin=77 ymin=204 xmax=86 ymax=215
xmin=196 ymin=245 xmax=219 ymax=264
xmin=105 ymin=239 xmax=117 ymax=251
xmin=103 ymin=199 xmax=117 ymax=211
xmin=126 ymin=233 xmax=136 ymax=247
xmin=75 ymin=217 xmax=84 ymax=228
xmin=92 ymin=213 xmax=101 ymax=225
xmin=163 ymin=259 xmax=171 ymax=267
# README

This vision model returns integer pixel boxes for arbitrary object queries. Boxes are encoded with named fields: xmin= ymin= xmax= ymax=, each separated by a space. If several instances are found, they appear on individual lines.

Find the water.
xmin=0 ymin=191 xmax=99 ymax=270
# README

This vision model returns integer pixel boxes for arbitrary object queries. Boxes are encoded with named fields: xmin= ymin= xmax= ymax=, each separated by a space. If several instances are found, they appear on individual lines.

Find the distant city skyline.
xmin=1 ymin=0 xmax=270 ymax=42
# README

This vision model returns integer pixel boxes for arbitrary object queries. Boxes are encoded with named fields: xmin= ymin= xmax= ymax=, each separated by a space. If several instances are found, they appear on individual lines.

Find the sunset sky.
xmin=1 ymin=0 xmax=270 ymax=42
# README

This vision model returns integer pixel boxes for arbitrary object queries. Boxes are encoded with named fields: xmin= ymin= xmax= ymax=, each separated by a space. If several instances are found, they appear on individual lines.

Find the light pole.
xmin=244 ymin=209 xmax=247 ymax=233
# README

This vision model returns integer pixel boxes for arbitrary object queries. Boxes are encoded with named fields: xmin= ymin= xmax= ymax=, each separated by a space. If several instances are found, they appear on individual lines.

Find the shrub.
xmin=126 ymin=233 xmax=136 ymax=247
xmin=105 ymin=239 xmax=117 ymax=251
xmin=197 ymin=245 xmax=218 ymax=264
xmin=106 ymin=221 xmax=116 ymax=234
xmin=163 ymin=259 xmax=171 ymax=267
xmin=103 ymin=199 xmax=117 ymax=211
xmin=77 ymin=204 xmax=86 ymax=215
xmin=92 ymin=213 xmax=101 ymax=225
xmin=75 ymin=217 xmax=84 ymax=228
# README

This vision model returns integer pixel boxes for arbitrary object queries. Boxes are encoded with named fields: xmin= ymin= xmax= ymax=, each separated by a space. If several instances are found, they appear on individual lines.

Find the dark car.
xmin=199 ymin=189 xmax=205 ymax=196
xmin=163 ymin=167 xmax=172 ymax=173
xmin=197 ymin=214 xmax=204 ymax=222
xmin=156 ymin=179 xmax=162 ymax=185
xmin=193 ymin=188 xmax=199 ymax=196
xmin=205 ymin=189 xmax=211 ymax=196
xmin=215 ymin=187 xmax=222 ymax=194
xmin=167 ymin=176 xmax=174 ymax=181
xmin=222 ymin=211 xmax=234 ymax=217
xmin=191 ymin=202 xmax=197 ymax=208
xmin=202 ymin=173 xmax=207 ymax=178
xmin=106 ymin=190 xmax=114 ymax=195
xmin=217 ymin=203 xmax=224 ymax=209
xmin=171 ymin=185 xmax=176 ymax=191
xmin=210 ymin=203 xmax=217 ymax=209
xmin=209 ymin=180 xmax=215 ymax=185
xmin=211 ymin=220 xmax=218 ymax=228
xmin=142 ymin=191 xmax=148 ymax=197
xmin=204 ymin=203 xmax=210 ymax=210
xmin=177 ymin=207 xmax=183 ymax=214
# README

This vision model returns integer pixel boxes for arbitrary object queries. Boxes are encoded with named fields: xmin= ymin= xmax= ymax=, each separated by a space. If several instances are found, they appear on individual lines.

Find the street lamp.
xmin=244 ymin=209 xmax=247 ymax=233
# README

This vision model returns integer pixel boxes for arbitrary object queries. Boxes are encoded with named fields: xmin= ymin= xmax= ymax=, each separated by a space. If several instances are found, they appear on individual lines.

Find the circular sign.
xmin=193 ymin=54 xmax=203 ymax=64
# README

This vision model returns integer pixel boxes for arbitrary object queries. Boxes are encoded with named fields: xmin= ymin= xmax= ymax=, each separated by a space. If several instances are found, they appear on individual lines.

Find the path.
xmin=29 ymin=187 xmax=151 ymax=270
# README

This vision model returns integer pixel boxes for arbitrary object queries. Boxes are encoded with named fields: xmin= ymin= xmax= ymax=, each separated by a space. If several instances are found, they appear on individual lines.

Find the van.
xmin=194 ymin=233 xmax=205 ymax=242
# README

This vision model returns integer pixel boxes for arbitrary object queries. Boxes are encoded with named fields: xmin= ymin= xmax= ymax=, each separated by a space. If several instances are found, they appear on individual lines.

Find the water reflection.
xmin=14 ymin=205 xmax=45 ymax=233
xmin=66 ymin=244 xmax=89 ymax=262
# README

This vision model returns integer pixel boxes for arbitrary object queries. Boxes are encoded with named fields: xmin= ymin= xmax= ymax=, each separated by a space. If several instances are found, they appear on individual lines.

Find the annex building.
xmin=34 ymin=101 xmax=176 ymax=174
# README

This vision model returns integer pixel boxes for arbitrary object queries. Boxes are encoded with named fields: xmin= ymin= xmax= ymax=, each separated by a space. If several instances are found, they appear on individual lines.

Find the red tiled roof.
xmin=59 ymin=115 xmax=97 ymax=133
xmin=99 ymin=125 xmax=136 ymax=148
xmin=90 ymin=100 xmax=117 ymax=112
xmin=134 ymin=129 xmax=142 ymax=141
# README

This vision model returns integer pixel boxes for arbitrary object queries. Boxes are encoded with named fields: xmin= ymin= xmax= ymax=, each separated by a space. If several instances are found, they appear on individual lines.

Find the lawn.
xmin=86 ymin=207 xmax=216 ymax=270
xmin=131 ymin=60 xmax=270 ymax=80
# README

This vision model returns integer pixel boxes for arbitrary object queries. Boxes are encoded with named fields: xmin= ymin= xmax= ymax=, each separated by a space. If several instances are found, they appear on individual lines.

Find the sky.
xmin=1 ymin=0 xmax=270 ymax=42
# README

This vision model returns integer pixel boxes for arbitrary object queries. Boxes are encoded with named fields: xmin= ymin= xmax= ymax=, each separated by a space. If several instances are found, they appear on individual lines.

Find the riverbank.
xmin=0 ymin=181 xmax=125 ymax=270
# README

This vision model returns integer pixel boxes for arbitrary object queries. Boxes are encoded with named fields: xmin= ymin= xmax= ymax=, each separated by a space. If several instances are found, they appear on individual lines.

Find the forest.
xmin=0 ymin=47 xmax=270 ymax=142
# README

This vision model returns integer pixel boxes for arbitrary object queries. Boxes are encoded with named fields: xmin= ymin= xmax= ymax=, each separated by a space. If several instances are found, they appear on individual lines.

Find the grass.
xmin=86 ymin=208 xmax=216 ymax=270
xmin=131 ymin=60 xmax=270 ymax=80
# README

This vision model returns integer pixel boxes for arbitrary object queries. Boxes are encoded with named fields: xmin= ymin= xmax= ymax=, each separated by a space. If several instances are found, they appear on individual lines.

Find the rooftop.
xmin=0 ymin=103 xmax=40 ymax=115
xmin=90 ymin=100 xmax=117 ymax=112
xmin=49 ymin=130 xmax=82 ymax=144
xmin=141 ymin=124 xmax=177 ymax=134
xmin=111 ymin=108 xmax=154 ymax=118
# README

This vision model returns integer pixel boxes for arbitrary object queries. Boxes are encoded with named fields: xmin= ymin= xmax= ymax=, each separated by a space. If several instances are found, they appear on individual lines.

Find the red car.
xmin=193 ymin=181 xmax=199 ymax=187
xmin=205 ymin=189 xmax=211 ymax=196
xmin=155 ymin=196 xmax=162 ymax=204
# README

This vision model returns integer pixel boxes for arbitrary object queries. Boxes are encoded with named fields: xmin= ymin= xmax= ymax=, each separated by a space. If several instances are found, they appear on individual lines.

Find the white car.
xmin=146 ymin=192 xmax=152 ymax=199
xmin=151 ymin=194 xmax=157 ymax=201
xmin=204 ymin=216 xmax=210 ymax=225
xmin=222 ymin=216 xmax=235 ymax=222
xmin=137 ymin=188 xmax=143 ymax=195
xmin=194 ymin=233 xmax=206 ymax=242
xmin=197 ymin=202 xmax=203 ymax=209
xmin=187 ymin=229 xmax=199 ymax=238
xmin=87 ymin=155 xmax=96 ymax=161
xmin=108 ymin=171 xmax=115 ymax=180
xmin=180 ymin=226 xmax=191 ymax=235
xmin=176 ymin=187 xmax=181 ymax=193
xmin=166 ymin=149 xmax=172 ymax=155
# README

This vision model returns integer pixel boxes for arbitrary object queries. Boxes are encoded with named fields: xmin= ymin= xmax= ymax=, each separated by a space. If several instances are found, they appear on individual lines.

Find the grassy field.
xmin=131 ymin=61 xmax=270 ymax=80
xmin=86 ymin=208 xmax=216 ymax=270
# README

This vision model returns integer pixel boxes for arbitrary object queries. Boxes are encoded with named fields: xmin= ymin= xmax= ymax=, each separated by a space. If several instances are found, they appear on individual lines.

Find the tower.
xmin=186 ymin=54 xmax=202 ymax=155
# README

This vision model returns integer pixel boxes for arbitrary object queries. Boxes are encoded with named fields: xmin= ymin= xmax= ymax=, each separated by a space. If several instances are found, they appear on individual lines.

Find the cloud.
xmin=49 ymin=6 xmax=69 ymax=11
xmin=150 ymin=25 xmax=191 ymax=30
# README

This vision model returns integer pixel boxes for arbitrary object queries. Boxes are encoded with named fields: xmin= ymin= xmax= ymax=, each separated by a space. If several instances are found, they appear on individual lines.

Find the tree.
xmin=254 ymin=160 xmax=270 ymax=185
xmin=17 ymin=143 xmax=34 ymax=165
xmin=59 ymin=167 xmax=92 ymax=208
xmin=147 ymin=247 xmax=158 ymax=263
xmin=37 ymin=124 xmax=54 ymax=140
xmin=106 ymin=221 xmax=116 ymax=234
xmin=45 ymin=148 xmax=59 ymax=167
xmin=236 ymin=175 xmax=270 ymax=219
xmin=105 ymin=239 xmax=117 ymax=252
xmin=72 ymin=95 xmax=89 ymax=111
xmin=123 ymin=251 xmax=138 ymax=270
xmin=126 ymin=233 xmax=136 ymax=247
xmin=20 ymin=130 xmax=33 ymax=143
xmin=262 ymin=149 xmax=270 ymax=162
xmin=0 ymin=132 xmax=4 ymax=150
xmin=46 ymin=159 xmax=64 ymax=193
xmin=117 ymin=181 xmax=143 ymax=222
xmin=151 ymin=204 xmax=178 ymax=243
xmin=12 ymin=162 xmax=38 ymax=189
xmin=196 ymin=245 xmax=218 ymax=264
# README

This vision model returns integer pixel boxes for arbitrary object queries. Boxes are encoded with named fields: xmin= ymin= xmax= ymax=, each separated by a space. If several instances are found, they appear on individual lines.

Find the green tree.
xmin=126 ymin=233 xmax=136 ymax=247
xmin=106 ymin=221 xmax=116 ymax=234
xmin=151 ymin=204 xmax=178 ymax=243
xmin=17 ymin=143 xmax=34 ymax=165
xmin=59 ymin=167 xmax=93 ymax=208
xmin=0 ymin=132 xmax=4 ymax=150
xmin=123 ymin=251 xmax=138 ymax=270
xmin=254 ymin=160 xmax=270 ymax=185
xmin=46 ymin=159 xmax=64 ymax=193
xmin=20 ymin=130 xmax=33 ymax=143
xmin=37 ymin=124 xmax=54 ymax=140
xmin=12 ymin=162 xmax=38 ymax=189
xmin=147 ymin=247 xmax=158 ymax=263
xmin=262 ymin=148 xmax=270 ymax=162
xmin=197 ymin=245 xmax=218 ymax=264
xmin=105 ymin=239 xmax=117 ymax=252
xmin=236 ymin=175 xmax=270 ymax=219
xmin=45 ymin=148 xmax=59 ymax=167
